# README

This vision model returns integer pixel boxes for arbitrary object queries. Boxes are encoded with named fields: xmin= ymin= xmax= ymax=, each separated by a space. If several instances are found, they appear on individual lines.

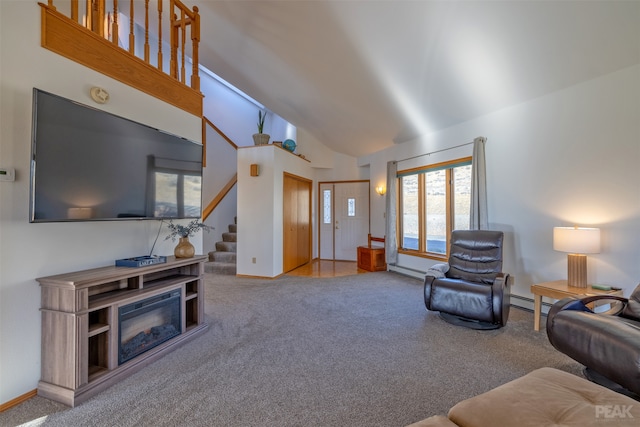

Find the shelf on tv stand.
xmin=37 ymin=255 xmax=208 ymax=407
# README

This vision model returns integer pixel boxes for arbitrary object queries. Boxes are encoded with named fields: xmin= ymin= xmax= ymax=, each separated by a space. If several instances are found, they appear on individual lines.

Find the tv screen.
xmin=30 ymin=88 xmax=203 ymax=222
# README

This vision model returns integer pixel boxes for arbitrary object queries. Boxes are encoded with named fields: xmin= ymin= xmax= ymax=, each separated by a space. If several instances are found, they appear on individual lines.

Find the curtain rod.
xmin=396 ymin=137 xmax=483 ymax=164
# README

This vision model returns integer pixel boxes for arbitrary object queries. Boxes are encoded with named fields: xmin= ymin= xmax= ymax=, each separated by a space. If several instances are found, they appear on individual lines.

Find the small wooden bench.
xmin=357 ymin=234 xmax=387 ymax=272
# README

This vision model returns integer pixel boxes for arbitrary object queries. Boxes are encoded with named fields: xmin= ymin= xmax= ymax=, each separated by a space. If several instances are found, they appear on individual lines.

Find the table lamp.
xmin=553 ymin=226 xmax=600 ymax=288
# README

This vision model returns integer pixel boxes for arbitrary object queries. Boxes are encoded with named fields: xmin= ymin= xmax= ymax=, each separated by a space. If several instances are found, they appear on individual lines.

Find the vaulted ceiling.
xmin=195 ymin=1 xmax=640 ymax=158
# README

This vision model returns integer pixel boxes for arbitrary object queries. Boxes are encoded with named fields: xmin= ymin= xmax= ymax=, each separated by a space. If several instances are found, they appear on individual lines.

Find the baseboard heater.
xmin=387 ymin=264 xmax=426 ymax=280
xmin=387 ymin=264 xmax=547 ymax=314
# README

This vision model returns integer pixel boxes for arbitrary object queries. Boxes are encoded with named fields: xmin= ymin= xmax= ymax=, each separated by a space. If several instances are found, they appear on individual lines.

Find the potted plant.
xmin=165 ymin=219 xmax=212 ymax=258
xmin=252 ymin=110 xmax=270 ymax=145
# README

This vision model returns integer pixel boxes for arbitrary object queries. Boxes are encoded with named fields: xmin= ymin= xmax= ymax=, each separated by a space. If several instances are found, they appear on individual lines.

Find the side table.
xmin=530 ymin=280 xmax=623 ymax=331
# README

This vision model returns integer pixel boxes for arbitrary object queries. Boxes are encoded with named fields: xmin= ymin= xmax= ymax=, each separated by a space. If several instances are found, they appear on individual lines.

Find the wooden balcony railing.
xmin=40 ymin=0 xmax=203 ymax=116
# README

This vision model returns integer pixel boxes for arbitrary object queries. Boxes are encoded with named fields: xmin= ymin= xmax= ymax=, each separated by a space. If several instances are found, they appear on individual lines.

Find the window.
xmin=398 ymin=157 xmax=472 ymax=259
xmin=401 ymin=175 xmax=419 ymax=250
xmin=347 ymin=198 xmax=356 ymax=217
xmin=323 ymin=190 xmax=332 ymax=224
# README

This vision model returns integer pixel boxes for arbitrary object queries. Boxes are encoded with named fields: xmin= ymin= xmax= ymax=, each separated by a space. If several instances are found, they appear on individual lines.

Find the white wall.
xmin=361 ymin=64 xmax=640 ymax=300
xmin=200 ymin=70 xmax=293 ymax=147
xmin=199 ymin=68 xmax=297 ymax=256
xmin=201 ymin=122 xmax=239 ymax=254
xmin=0 ymin=2 xmax=204 ymax=404
xmin=237 ymin=146 xmax=314 ymax=277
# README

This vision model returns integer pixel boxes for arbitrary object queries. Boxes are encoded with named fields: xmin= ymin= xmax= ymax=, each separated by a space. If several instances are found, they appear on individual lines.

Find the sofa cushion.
xmin=429 ymin=278 xmax=494 ymax=322
xmin=447 ymin=230 xmax=503 ymax=284
xmin=448 ymin=367 xmax=640 ymax=427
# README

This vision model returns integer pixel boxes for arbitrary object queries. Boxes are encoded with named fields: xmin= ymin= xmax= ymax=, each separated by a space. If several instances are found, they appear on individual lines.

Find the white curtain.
xmin=470 ymin=136 xmax=488 ymax=230
xmin=385 ymin=161 xmax=398 ymax=265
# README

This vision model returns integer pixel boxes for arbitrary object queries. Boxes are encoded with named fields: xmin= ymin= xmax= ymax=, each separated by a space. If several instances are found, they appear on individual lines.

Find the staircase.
xmin=205 ymin=219 xmax=237 ymax=275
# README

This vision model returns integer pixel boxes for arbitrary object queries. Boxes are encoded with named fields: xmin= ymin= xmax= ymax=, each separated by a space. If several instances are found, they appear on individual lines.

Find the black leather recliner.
xmin=546 ymin=284 xmax=640 ymax=398
xmin=424 ymin=230 xmax=513 ymax=329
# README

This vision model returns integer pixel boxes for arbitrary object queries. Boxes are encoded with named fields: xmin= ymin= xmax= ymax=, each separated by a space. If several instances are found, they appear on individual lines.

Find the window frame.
xmin=397 ymin=156 xmax=472 ymax=261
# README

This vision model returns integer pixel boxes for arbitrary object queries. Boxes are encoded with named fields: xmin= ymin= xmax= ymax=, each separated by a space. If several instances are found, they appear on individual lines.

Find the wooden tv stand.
xmin=37 ymin=255 xmax=208 ymax=407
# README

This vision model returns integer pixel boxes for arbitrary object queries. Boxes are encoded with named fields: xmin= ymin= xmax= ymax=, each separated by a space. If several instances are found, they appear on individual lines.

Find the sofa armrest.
xmin=576 ymin=294 xmax=628 ymax=307
xmin=491 ymin=273 xmax=512 ymax=326
xmin=424 ymin=275 xmax=436 ymax=310
xmin=546 ymin=295 xmax=629 ymax=336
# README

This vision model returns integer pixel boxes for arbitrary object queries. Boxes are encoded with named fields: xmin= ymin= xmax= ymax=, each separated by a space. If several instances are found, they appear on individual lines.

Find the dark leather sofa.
xmin=546 ymin=284 xmax=640 ymax=397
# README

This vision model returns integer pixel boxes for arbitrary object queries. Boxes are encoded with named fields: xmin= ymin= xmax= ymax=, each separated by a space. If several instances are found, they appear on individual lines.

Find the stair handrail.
xmin=203 ymin=116 xmax=239 ymax=151
xmin=201 ymin=115 xmax=239 ymax=221
xmin=202 ymin=173 xmax=237 ymax=221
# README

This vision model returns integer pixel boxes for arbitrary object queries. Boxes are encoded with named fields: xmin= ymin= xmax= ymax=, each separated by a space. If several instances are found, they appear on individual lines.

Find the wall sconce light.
xmin=553 ymin=226 xmax=601 ymax=288
xmin=250 ymin=164 xmax=259 ymax=177
xmin=375 ymin=185 xmax=386 ymax=196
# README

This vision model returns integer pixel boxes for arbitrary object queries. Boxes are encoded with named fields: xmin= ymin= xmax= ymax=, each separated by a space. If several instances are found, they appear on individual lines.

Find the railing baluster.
xmin=170 ymin=1 xmax=177 ymax=80
xmin=191 ymin=7 xmax=200 ymax=91
xmin=94 ymin=0 xmax=105 ymax=38
xmin=112 ymin=0 xmax=118 ymax=45
xmin=144 ymin=0 xmax=150 ymax=63
xmin=128 ymin=0 xmax=134 ymax=54
xmin=85 ymin=0 xmax=91 ymax=29
xmin=180 ymin=9 xmax=186 ymax=84
xmin=157 ymin=0 xmax=163 ymax=71
xmin=71 ymin=0 xmax=78 ymax=22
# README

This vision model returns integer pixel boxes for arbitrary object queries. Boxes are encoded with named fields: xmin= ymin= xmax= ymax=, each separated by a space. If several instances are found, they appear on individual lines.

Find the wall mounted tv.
xmin=30 ymin=88 xmax=203 ymax=222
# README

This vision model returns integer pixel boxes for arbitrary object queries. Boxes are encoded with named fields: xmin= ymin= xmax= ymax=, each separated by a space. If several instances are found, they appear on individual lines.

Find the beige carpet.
xmin=1 ymin=271 xmax=582 ymax=426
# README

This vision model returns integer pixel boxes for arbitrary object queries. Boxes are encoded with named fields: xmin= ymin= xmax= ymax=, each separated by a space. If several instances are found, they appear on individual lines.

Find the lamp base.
xmin=567 ymin=253 xmax=587 ymax=288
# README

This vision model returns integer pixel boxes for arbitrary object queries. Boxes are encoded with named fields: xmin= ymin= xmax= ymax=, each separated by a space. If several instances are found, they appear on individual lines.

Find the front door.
xmin=319 ymin=181 xmax=369 ymax=261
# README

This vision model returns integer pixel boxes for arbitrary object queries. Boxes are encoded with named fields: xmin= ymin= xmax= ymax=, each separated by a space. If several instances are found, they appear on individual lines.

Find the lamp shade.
xmin=553 ymin=227 xmax=600 ymax=254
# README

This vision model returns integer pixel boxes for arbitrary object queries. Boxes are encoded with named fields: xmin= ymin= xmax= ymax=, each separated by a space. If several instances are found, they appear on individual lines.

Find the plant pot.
xmin=253 ymin=133 xmax=270 ymax=145
xmin=174 ymin=237 xmax=195 ymax=258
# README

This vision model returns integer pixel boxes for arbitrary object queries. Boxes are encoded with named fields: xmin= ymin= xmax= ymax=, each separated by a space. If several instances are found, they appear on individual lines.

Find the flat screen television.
xmin=30 ymin=88 xmax=203 ymax=222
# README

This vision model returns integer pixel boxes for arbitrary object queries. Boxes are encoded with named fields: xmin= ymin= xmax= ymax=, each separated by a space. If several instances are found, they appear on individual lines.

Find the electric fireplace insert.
xmin=118 ymin=289 xmax=181 ymax=364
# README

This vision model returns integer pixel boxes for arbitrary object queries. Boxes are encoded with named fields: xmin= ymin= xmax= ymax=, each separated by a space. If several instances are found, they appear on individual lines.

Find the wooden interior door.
xmin=283 ymin=173 xmax=312 ymax=273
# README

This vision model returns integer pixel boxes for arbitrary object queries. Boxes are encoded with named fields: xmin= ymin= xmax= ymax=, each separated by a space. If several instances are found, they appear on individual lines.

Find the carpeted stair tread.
xmin=206 ymin=220 xmax=238 ymax=275
xmin=209 ymin=251 xmax=236 ymax=263
xmin=216 ymin=241 xmax=236 ymax=252
xmin=204 ymin=261 xmax=236 ymax=275
xmin=222 ymin=232 xmax=237 ymax=242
